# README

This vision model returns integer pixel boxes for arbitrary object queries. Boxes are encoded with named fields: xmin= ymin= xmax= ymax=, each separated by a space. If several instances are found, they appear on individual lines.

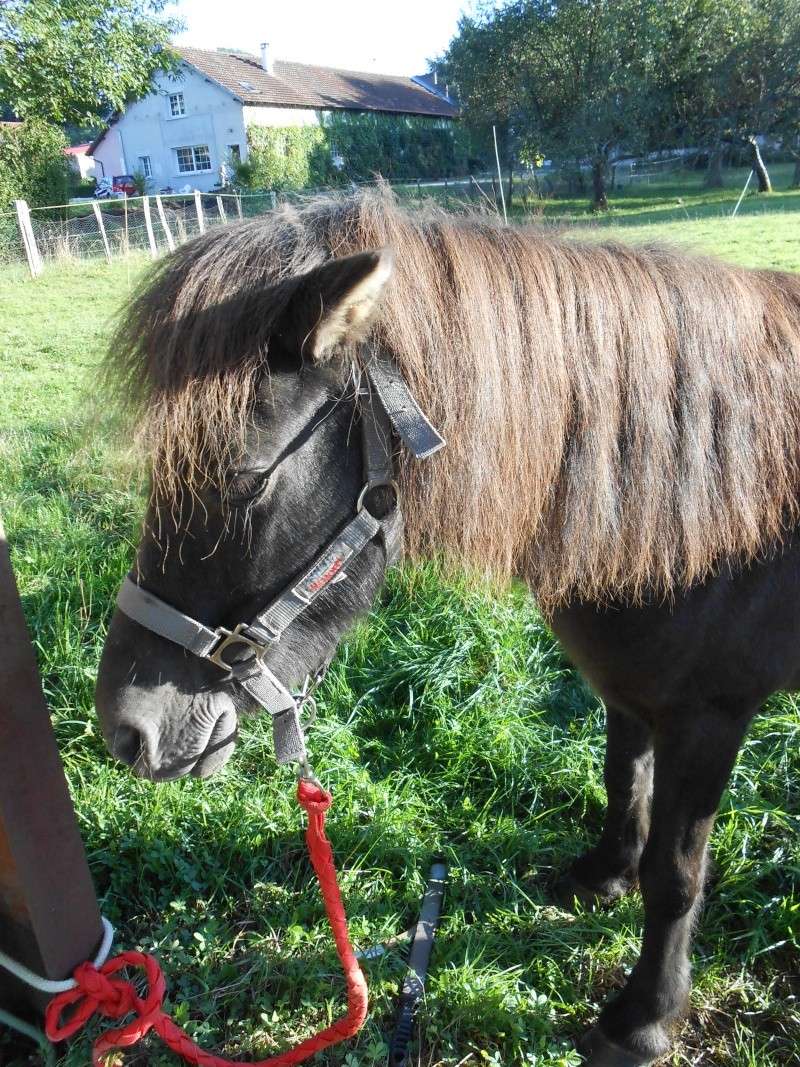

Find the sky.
xmin=168 ymin=0 xmax=479 ymax=76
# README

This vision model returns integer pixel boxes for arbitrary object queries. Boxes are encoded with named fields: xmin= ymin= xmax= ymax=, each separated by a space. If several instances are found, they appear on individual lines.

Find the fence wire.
xmin=21 ymin=193 xmax=244 ymax=265
xmin=2 ymin=175 xmax=553 ymax=272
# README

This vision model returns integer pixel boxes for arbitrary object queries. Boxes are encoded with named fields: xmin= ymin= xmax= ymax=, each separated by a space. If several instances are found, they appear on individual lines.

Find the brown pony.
xmin=97 ymin=189 xmax=800 ymax=1066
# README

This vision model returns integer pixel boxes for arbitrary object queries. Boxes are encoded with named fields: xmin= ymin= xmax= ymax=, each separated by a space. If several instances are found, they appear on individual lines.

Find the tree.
xmin=443 ymin=0 xmax=673 ymax=211
xmin=0 ymin=1 xmax=181 ymax=127
xmin=443 ymin=0 xmax=800 ymax=207
xmin=663 ymin=0 xmax=800 ymax=190
xmin=0 ymin=119 xmax=70 ymax=210
xmin=440 ymin=10 xmax=523 ymax=202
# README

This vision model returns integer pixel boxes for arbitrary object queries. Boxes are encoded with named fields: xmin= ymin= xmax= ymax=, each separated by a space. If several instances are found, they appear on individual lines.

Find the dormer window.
xmin=238 ymin=81 xmax=256 ymax=91
xmin=168 ymin=92 xmax=185 ymax=117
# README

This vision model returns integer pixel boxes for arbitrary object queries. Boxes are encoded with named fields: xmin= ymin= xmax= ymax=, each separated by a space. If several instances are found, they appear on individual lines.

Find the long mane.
xmin=110 ymin=188 xmax=800 ymax=610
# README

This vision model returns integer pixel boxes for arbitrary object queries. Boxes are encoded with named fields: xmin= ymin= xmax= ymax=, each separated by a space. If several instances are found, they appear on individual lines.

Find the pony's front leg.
xmin=559 ymin=707 xmax=653 ymax=905
xmin=579 ymin=705 xmax=752 ymax=1067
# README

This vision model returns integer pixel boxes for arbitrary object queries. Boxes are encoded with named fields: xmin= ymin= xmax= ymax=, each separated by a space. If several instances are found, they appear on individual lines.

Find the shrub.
xmin=0 ymin=119 xmax=70 ymax=210
xmin=238 ymin=115 xmax=472 ymax=192
xmin=243 ymin=125 xmax=330 ymax=191
xmin=322 ymin=112 xmax=471 ymax=181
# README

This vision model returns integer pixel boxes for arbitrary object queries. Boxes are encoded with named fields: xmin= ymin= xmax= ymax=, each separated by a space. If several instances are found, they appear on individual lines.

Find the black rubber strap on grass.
xmin=388 ymin=861 xmax=448 ymax=1067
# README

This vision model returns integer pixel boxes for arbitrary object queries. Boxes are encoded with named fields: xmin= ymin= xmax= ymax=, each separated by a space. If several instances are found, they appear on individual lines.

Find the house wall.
xmin=65 ymin=151 xmax=96 ymax=180
xmin=92 ymin=65 xmax=247 ymax=192
xmin=242 ymin=105 xmax=321 ymax=128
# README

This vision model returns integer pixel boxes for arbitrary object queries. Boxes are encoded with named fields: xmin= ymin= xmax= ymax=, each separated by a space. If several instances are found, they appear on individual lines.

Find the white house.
xmin=89 ymin=45 xmax=459 ymax=192
xmin=64 ymin=143 xmax=96 ymax=180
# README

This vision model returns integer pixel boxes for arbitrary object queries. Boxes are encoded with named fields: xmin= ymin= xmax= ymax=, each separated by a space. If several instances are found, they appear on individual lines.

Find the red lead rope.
xmin=45 ymin=780 xmax=368 ymax=1066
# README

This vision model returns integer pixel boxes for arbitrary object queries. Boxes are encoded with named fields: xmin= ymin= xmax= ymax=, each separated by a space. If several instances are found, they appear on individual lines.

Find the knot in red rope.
xmin=296 ymin=778 xmax=332 ymax=814
xmin=45 ymin=951 xmax=167 ymax=1049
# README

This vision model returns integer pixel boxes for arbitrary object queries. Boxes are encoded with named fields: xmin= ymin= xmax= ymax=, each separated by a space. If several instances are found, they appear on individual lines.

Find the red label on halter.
xmin=294 ymin=544 xmax=350 ymax=602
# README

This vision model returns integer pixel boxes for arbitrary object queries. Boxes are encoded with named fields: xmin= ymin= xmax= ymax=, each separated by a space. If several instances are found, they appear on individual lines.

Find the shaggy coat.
xmin=111 ymin=190 xmax=800 ymax=610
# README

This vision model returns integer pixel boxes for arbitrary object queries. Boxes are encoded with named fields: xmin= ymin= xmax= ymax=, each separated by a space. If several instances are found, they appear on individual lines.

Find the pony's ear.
xmin=277 ymin=248 xmax=393 ymax=360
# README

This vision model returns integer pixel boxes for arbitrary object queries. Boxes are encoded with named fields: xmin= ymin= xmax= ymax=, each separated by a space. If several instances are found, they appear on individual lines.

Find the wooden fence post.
xmin=141 ymin=196 xmax=158 ymax=259
xmin=235 ymin=195 xmax=243 ymax=221
xmin=216 ymin=195 xmax=227 ymax=224
xmin=14 ymin=201 xmax=43 ymax=278
xmin=92 ymin=201 xmax=112 ymax=265
xmin=155 ymin=196 xmax=176 ymax=252
xmin=0 ymin=520 xmax=102 ymax=1018
xmin=194 ymin=190 xmax=206 ymax=234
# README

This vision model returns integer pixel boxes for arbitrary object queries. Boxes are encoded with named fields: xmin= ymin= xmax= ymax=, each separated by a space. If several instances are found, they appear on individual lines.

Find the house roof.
xmin=411 ymin=73 xmax=458 ymax=105
xmin=177 ymin=47 xmax=460 ymax=118
xmin=64 ymin=143 xmax=91 ymax=155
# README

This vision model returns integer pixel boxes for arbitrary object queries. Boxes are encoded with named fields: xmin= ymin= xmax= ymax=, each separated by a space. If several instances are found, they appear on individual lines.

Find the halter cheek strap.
xmin=116 ymin=355 xmax=445 ymax=770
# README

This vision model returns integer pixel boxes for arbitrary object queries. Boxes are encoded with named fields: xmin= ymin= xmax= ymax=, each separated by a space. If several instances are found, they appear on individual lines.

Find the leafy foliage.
xmin=238 ymin=125 xmax=330 ymax=191
xmin=0 ymin=0 xmax=181 ymax=126
xmin=441 ymin=0 xmax=800 ymax=206
xmin=0 ymin=119 xmax=70 ymax=210
xmin=237 ymin=116 xmax=470 ymax=192
xmin=321 ymin=113 xmax=471 ymax=181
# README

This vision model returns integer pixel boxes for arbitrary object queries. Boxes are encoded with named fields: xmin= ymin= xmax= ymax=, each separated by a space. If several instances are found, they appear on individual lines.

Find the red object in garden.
xmin=112 ymin=175 xmax=137 ymax=195
xmin=45 ymin=778 xmax=368 ymax=1067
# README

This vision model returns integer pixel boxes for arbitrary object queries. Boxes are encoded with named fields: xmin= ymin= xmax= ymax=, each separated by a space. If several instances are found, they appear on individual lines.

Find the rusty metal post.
xmin=0 ymin=519 xmax=102 ymax=1018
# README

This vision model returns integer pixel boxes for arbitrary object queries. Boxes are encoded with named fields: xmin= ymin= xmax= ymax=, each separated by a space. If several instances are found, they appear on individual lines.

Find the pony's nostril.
xmin=112 ymin=724 xmax=146 ymax=767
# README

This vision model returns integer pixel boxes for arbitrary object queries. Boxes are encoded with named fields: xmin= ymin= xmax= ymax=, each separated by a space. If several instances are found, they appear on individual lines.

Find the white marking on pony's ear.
xmin=308 ymin=247 xmax=394 ymax=360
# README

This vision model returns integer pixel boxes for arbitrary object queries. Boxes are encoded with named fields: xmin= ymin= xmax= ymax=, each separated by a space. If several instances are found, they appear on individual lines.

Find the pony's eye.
xmin=227 ymin=469 xmax=271 ymax=503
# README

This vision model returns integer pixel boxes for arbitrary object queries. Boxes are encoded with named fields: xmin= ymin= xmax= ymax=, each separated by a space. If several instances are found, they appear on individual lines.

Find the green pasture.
xmin=0 ymin=185 xmax=799 ymax=1066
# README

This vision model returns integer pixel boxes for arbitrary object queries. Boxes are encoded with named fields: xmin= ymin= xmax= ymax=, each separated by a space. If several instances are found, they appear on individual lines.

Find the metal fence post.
xmin=0 ymin=519 xmax=102 ymax=1017
xmin=13 ymin=200 xmax=43 ymax=278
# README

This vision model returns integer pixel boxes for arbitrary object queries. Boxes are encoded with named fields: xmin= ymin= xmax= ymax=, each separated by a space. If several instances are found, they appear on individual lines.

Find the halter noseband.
xmin=115 ymin=355 xmax=445 ymax=773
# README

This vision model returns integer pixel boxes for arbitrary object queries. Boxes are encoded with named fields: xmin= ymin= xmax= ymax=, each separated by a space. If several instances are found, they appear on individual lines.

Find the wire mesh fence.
xmin=29 ymin=193 xmax=242 ymax=263
xmin=2 ymin=175 xmax=539 ymax=276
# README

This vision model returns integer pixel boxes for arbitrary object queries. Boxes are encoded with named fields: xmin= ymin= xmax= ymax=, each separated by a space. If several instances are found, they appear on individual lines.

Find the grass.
xmin=0 ymin=180 xmax=799 ymax=1067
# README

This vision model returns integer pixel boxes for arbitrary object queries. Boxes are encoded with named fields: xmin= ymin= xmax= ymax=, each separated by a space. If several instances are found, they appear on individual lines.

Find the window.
xmin=226 ymin=144 xmax=241 ymax=163
xmin=238 ymin=81 xmax=257 ymax=92
xmin=138 ymin=155 xmax=152 ymax=178
xmin=168 ymin=92 xmax=185 ymax=117
xmin=176 ymin=145 xmax=212 ymax=173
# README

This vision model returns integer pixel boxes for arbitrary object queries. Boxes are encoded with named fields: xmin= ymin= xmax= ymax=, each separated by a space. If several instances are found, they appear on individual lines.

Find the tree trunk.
xmin=507 ymin=167 xmax=514 ymax=210
xmin=705 ymin=142 xmax=724 ymax=188
xmin=592 ymin=158 xmax=609 ymax=211
xmin=747 ymin=136 xmax=772 ymax=193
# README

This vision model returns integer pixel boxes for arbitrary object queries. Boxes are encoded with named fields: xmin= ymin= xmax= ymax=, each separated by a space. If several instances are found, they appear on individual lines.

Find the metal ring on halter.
xmin=299 ymin=694 xmax=317 ymax=730
xmin=297 ymin=755 xmax=322 ymax=786
xmin=357 ymin=479 xmax=399 ymax=515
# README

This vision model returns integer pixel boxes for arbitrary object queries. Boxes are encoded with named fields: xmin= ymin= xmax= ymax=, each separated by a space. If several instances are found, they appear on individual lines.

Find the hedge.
xmin=237 ymin=113 xmax=471 ymax=191
xmin=0 ymin=119 xmax=70 ymax=210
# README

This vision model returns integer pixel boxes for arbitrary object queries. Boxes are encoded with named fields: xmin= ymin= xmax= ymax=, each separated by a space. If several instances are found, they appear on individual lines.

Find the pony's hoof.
xmin=577 ymin=1027 xmax=658 ymax=1066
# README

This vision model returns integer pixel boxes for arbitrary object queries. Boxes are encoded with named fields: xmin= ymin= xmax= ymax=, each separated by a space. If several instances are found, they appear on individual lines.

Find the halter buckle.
xmin=207 ymin=623 xmax=271 ymax=671
xmin=357 ymin=479 xmax=399 ymax=515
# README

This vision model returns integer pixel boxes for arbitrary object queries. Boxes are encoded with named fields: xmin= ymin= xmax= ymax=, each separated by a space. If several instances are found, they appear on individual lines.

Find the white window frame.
xmin=175 ymin=144 xmax=212 ymax=174
xmin=168 ymin=92 xmax=185 ymax=118
xmin=138 ymin=155 xmax=152 ymax=178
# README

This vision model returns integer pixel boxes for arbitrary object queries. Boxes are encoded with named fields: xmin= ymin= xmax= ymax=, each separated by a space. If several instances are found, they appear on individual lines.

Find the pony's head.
xmin=96 ymin=215 xmax=401 ymax=780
